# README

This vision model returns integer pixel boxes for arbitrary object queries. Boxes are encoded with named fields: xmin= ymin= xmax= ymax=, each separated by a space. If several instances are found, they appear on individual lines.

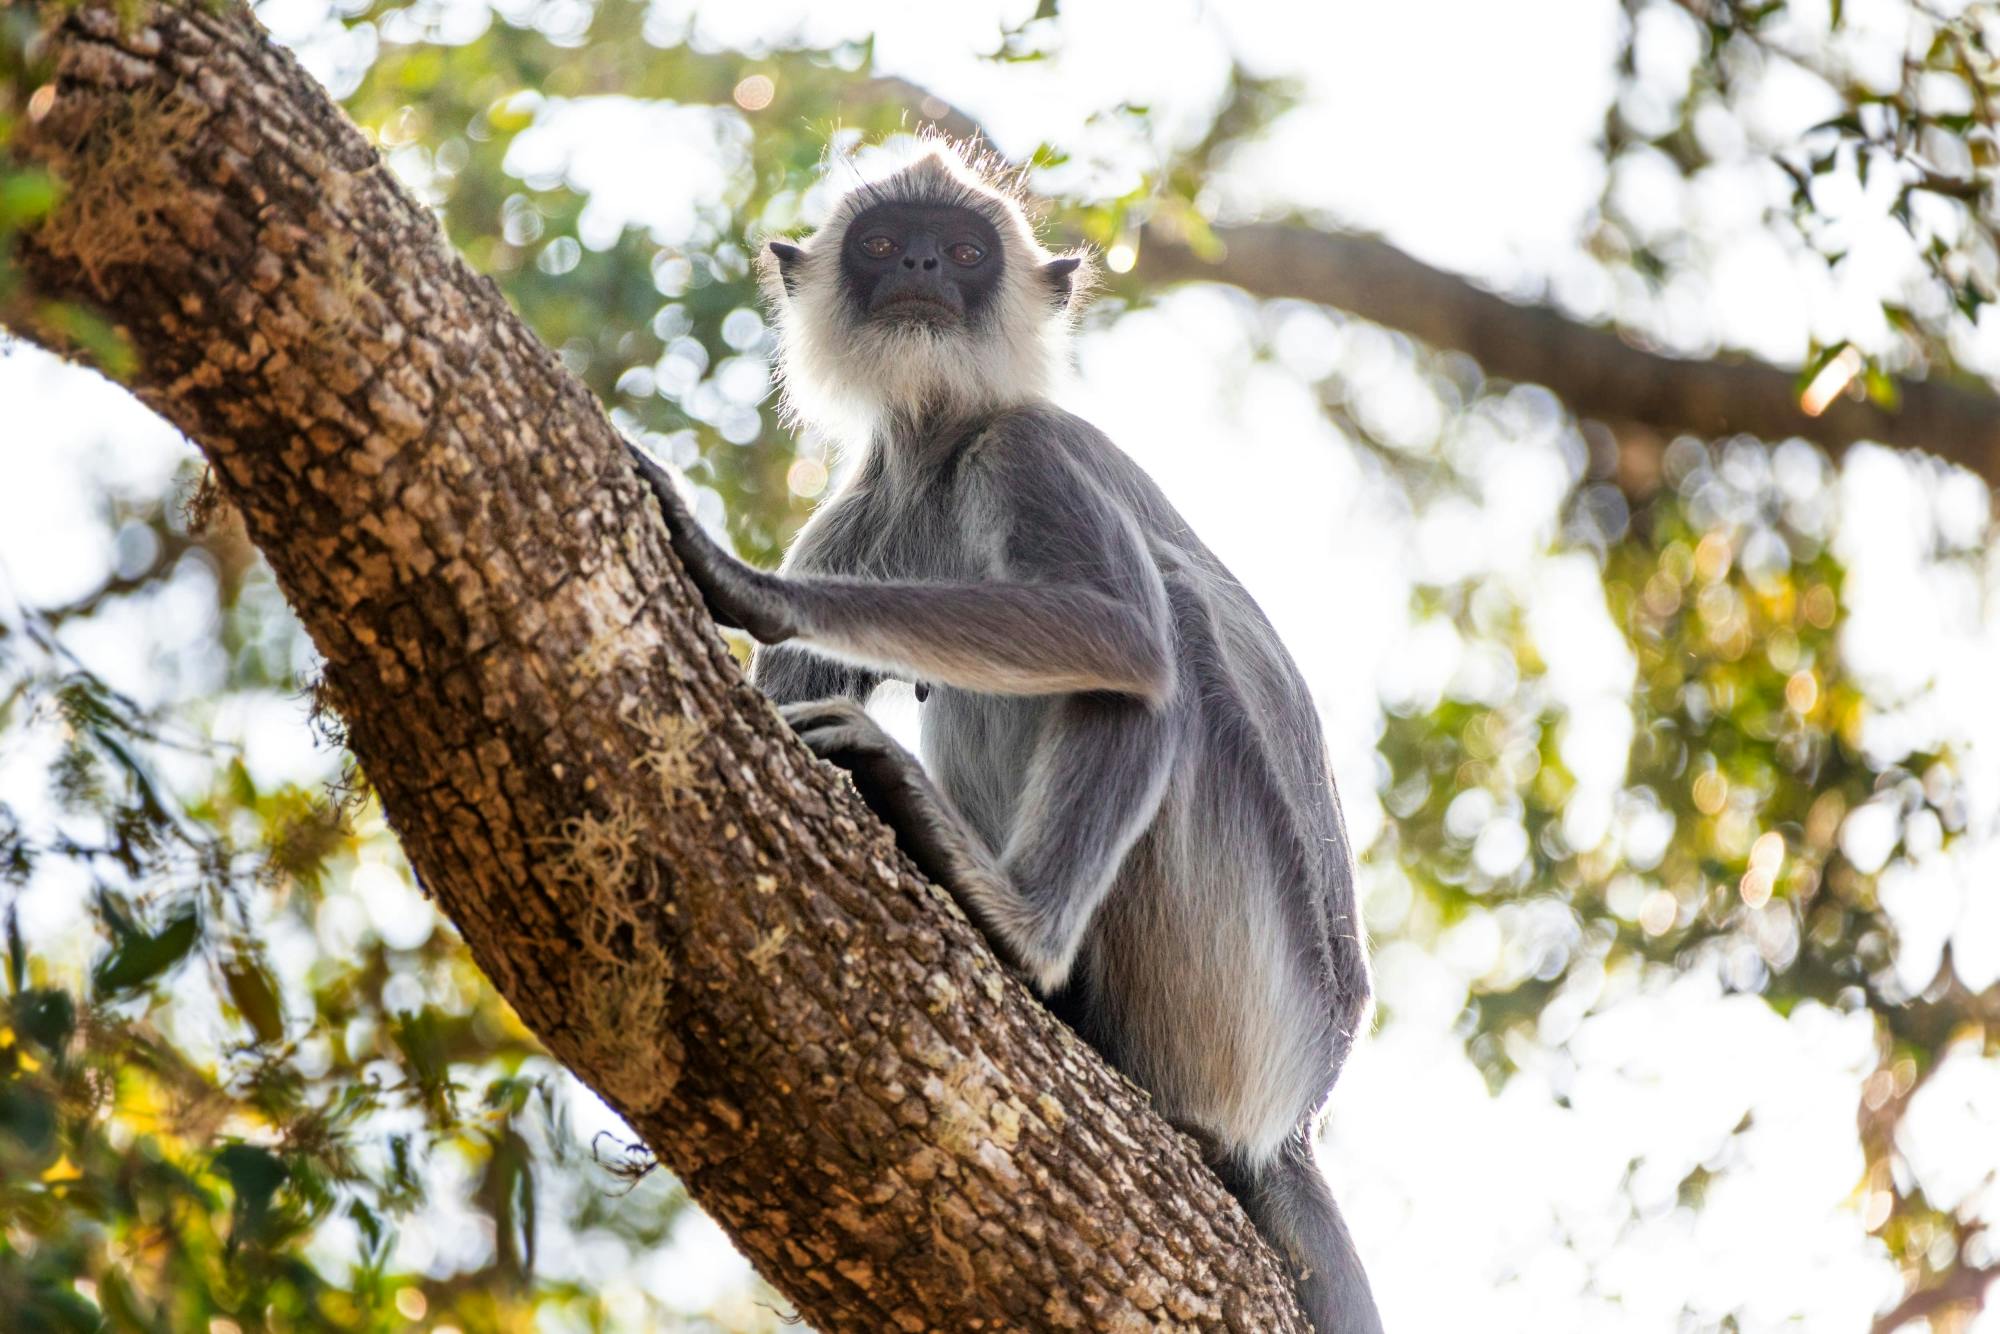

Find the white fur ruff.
xmin=759 ymin=147 xmax=1090 ymax=443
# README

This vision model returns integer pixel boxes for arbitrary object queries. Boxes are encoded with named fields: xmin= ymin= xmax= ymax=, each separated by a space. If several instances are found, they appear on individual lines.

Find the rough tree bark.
xmin=1 ymin=4 xmax=1314 ymax=1330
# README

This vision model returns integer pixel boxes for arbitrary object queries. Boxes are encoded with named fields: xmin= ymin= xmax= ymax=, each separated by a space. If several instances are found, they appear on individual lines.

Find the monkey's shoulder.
xmin=951 ymin=403 xmax=1178 ymax=535
xmin=958 ymin=401 xmax=1116 ymax=475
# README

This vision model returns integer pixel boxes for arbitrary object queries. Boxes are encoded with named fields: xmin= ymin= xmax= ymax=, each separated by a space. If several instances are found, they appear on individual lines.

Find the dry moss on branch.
xmin=539 ymin=795 xmax=682 ymax=1112
xmin=527 ymin=707 xmax=710 ymax=1114
xmin=625 ymin=705 xmax=707 ymax=809
xmin=35 ymin=83 xmax=215 ymax=296
xmin=298 ymin=231 xmax=373 ymax=367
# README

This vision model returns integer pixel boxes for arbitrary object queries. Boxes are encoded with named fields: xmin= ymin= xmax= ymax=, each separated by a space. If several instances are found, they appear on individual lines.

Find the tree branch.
xmin=1871 ymin=1262 xmax=1998 ymax=1334
xmin=867 ymin=77 xmax=2000 ymax=480
xmin=1132 ymin=224 xmax=2000 ymax=482
xmin=1 ymin=4 xmax=1310 ymax=1329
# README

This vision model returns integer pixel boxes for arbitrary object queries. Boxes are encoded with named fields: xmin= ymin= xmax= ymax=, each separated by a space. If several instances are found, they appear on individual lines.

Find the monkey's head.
xmin=759 ymin=143 xmax=1091 ymax=439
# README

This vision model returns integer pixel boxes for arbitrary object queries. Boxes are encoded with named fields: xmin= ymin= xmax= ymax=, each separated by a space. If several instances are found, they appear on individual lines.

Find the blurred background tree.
xmin=3 ymin=0 xmax=1999 ymax=1329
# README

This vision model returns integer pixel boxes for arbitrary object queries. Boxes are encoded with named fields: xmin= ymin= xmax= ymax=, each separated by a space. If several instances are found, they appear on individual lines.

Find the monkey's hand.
xmin=625 ymin=440 xmax=796 ymax=643
xmin=782 ymin=698 xmax=991 ymax=905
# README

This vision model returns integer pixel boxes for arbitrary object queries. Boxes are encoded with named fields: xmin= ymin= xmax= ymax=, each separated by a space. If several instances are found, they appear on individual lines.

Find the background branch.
xmin=1869 ymin=1261 xmax=1997 ymax=1334
xmin=1132 ymin=224 xmax=2000 ymax=483
xmin=873 ymin=79 xmax=2000 ymax=482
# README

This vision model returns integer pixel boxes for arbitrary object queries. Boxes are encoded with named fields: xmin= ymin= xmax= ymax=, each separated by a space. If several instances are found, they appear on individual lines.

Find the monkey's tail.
xmin=1224 ymin=1128 xmax=1384 ymax=1334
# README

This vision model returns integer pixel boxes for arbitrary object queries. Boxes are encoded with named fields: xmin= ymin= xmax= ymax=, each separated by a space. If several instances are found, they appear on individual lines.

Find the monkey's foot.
xmin=781 ymin=698 xmax=973 ymax=888
xmin=781 ymin=698 xmax=907 ymax=782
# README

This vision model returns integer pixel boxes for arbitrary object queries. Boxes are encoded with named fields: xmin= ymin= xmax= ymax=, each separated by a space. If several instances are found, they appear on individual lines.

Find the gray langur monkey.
xmin=625 ymin=145 xmax=1382 ymax=1334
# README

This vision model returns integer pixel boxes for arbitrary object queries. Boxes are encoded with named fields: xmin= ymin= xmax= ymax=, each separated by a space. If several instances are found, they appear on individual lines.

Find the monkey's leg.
xmin=778 ymin=699 xmax=1018 ymax=947
xmin=781 ymin=695 xmax=1173 ymax=993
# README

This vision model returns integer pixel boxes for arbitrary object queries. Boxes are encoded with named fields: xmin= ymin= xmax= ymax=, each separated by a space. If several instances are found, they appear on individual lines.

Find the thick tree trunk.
xmin=1 ymin=4 xmax=1313 ymax=1330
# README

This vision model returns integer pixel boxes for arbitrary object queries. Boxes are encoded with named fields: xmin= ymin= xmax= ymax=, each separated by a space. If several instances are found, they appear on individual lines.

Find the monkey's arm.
xmin=763 ymin=576 xmax=1170 ymax=700
xmin=782 ymin=694 xmax=1173 ymax=994
xmin=626 ymin=442 xmax=1173 ymax=704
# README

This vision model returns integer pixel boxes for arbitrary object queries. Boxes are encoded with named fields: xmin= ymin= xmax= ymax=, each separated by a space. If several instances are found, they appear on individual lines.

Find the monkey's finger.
xmin=626 ymin=440 xmax=727 ymax=567
xmin=791 ymin=722 xmax=870 ymax=757
xmin=779 ymin=698 xmax=866 ymax=731
xmin=623 ymin=439 xmax=692 ymax=524
xmin=626 ymin=444 xmax=753 ymax=630
xmin=791 ymin=722 xmax=895 ymax=768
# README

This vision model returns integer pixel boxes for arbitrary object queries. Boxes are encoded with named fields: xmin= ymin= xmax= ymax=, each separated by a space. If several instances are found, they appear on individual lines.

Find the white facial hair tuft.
xmin=758 ymin=144 xmax=1093 ymax=445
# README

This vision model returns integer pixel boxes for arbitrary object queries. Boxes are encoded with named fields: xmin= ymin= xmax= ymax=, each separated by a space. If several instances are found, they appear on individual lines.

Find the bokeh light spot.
xmin=1692 ymin=769 xmax=1729 ymax=816
xmin=1800 ymin=346 xmax=1863 ymax=417
xmin=787 ymin=457 xmax=828 ymax=499
xmin=1639 ymin=889 xmax=1678 ymax=936
xmin=1785 ymin=669 xmax=1818 ymax=714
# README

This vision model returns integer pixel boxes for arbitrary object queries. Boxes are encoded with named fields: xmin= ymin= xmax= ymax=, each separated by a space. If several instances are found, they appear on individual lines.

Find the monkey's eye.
xmin=947 ymin=242 xmax=986 ymax=266
xmin=859 ymin=235 xmax=898 ymax=259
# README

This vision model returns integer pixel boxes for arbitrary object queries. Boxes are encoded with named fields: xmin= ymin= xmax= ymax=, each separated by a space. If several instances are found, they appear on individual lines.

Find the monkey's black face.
xmin=839 ymin=203 xmax=1004 ymax=330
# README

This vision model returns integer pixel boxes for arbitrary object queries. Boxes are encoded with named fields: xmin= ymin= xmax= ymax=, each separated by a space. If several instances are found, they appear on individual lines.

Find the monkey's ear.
xmin=1041 ymin=256 xmax=1084 ymax=309
xmin=767 ymin=240 xmax=805 ymax=296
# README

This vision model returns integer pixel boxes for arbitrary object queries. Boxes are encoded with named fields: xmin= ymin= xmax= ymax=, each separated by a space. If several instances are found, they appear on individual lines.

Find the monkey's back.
xmin=1021 ymin=408 xmax=1370 ymax=1160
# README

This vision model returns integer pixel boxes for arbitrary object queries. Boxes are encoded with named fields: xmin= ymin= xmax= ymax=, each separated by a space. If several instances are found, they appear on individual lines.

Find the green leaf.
xmin=12 ymin=988 xmax=75 ymax=1051
xmin=32 ymin=300 xmax=137 ymax=382
xmin=485 ymin=90 xmax=541 ymax=133
xmin=17 ymin=1280 xmax=100 ymax=1333
xmin=4 ymin=903 xmax=22 ymax=991
xmin=1862 ymin=364 xmax=1901 ymax=411
xmin=349 ymin=1197 xmax=389 ymax=1265
xmin=222 ymin=958 xmax=285 ymax=1044
xmin=0 ymin=1082 xmax=57 ymax=1156
xmin=94 ymin=1272 xmax=149 ymax=1332
xmin=478 ymin=1127 xmax=538 ymax=1280
xmin=227 ymin=756 xmax=257 ymax=810
xmin=214 ymin=1142 xmax=287 ymax=1242
xmin=391 ymin=1008 xmax=457 ymax=1125
xmin=92 ymin=909 xmax=199 ymax=998
xmin=0 ymin=167 xmax=60 ymax=230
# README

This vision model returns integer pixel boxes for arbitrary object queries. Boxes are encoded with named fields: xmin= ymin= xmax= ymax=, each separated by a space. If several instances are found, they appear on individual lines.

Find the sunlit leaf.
xmin=91 ymin=909 xmax=199 ymax=998
xmin=222 ymin=959 xmax=285 ymax=1045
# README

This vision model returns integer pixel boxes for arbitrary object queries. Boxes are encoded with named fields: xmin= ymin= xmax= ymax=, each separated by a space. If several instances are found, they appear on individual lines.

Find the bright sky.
xmin=5 ymin=1 xmax=2000 ymax=1330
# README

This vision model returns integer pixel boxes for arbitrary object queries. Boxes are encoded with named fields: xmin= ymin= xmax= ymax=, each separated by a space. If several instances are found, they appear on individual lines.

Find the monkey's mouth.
xmin=874 ymin=292 xmax=962 ymax=325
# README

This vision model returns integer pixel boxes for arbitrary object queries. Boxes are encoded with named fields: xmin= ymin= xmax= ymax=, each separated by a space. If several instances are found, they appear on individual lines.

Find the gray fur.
xmin=626 ymin=145 xmax=1382 ymax=1334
